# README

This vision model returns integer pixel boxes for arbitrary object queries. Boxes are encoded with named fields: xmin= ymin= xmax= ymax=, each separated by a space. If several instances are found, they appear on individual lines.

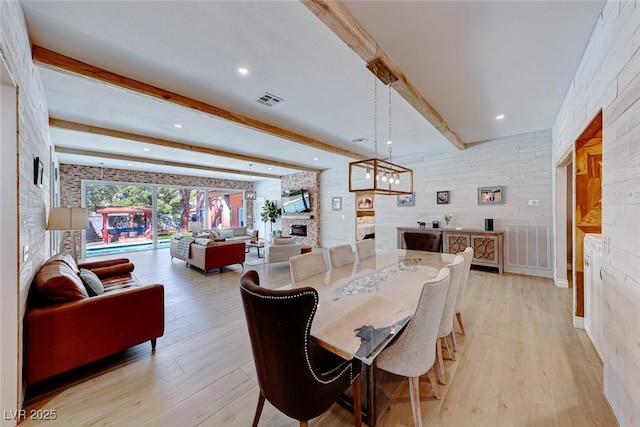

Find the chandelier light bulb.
xmin=365 ymin=166 xmax=371 ymax=180
xmin=395 ymin=174 xmax=400 ymax=185
xmin=382 ymin=172 xmax=388 ymax=182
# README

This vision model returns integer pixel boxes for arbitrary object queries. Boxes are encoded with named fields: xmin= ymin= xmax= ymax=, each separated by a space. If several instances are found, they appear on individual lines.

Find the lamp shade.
xmin=46 ymin=207 xmax=88 ymax=231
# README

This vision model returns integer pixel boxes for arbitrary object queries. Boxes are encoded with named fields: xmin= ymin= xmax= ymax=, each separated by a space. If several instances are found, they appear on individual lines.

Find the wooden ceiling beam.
xmin=34 ymin=45 xmax=365 ymax=160
xmin=301 ymin=0 xmax=467 ymax=150
xmin=50 ymin=118 xmax=322 ymax=173
xmin=54 ymin=147 xmax=283 ymax=179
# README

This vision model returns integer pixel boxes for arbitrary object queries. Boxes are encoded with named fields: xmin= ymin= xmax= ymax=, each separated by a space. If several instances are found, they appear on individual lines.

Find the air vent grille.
xmin=351 ymin=137 xmax=369 ymax=143
xmin=256 ymin=92 xmax=284 ymax=107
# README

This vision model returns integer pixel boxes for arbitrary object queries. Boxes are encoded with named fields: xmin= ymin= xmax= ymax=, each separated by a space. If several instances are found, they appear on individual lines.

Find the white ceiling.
xmin=20 ymin=0 xmax=604 ymax=181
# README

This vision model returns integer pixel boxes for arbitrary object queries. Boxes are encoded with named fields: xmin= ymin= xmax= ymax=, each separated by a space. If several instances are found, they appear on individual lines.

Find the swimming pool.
xmin=86 ymin=240 xmax=170 ymax=256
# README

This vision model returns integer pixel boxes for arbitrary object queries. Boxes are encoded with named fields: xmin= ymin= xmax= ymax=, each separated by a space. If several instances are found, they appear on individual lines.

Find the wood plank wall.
xmin=552 ymin=2 xmax=640 ymax=425
xmin=0 ymin=0 xmax=53 ymax=409
xmin=321 ymin=131 xmax=554 ymax=276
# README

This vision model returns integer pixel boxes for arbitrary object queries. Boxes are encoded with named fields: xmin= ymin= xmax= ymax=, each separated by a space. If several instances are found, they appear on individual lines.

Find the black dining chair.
xmin=403 ymin=231 xmax=443 ymax=252
xmin=239 ymin=270 xmax=362 ymax=427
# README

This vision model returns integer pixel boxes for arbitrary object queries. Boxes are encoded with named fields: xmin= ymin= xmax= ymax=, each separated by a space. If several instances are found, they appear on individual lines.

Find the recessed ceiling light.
xmin=496 ymin=114 xmax=505 ymax=120
xmin=237 ymin=67 xmax=249 ymax=76
xmin=174 ymin=123 xmax=183 ymax=129
xmin=314 ymin=157 xmax=318 ymax=161
xmin=127 ymin=163 xmax=133 ymax=166
xmin=143 ymin=148 xmax=150 ymax=152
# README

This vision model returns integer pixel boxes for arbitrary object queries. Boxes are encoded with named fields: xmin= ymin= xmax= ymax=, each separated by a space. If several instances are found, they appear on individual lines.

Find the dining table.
xmin=280 ymin=248 xmax=451 ymax=426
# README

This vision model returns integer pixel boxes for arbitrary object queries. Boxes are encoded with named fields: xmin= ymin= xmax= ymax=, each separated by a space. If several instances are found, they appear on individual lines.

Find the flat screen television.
xmin=282 ymin=188 xmax=311 ymax=213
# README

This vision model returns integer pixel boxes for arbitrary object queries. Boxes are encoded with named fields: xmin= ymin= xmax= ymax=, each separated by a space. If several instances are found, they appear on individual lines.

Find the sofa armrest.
xmin=77 ymin=258 xmax=130 ymax=270
xmin=90 ymin=263 xmax=135 ymax=279
xmin=24 ymin=284 xmax=164 ymax=384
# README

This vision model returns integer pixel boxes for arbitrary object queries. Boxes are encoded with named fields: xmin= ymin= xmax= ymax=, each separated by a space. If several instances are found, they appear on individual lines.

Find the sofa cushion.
xmin=34 ymin=260 xmax=89 ymax=304
xmin=79 ymin=268 xmax=104 ymax=296
xmin=218 ymin=229 xmax=234 ymax=239
xmin=232 ymin=227 xmax=247 ymax=236
xmin=49 ymin=252 xmax=80 ymax=276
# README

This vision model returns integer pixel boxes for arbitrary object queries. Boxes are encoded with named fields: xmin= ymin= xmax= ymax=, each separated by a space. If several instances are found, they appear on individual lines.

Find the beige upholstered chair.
xmin=376 ymin=268 xmax=451 ymax=427
xmin=266 ymin=238 xmax=302 ymax=265
xmin=290 ymin=251 xmax=328 ymax=283
xmin=355 ymin=239 xmax=376 ymax=262
xmin=454 ymin=247 xmax=474 ymax=335
xmin=328 ymin=244 xmax=355 ymax=269
xmin=435 ymin=254 xmax=464 ymax=385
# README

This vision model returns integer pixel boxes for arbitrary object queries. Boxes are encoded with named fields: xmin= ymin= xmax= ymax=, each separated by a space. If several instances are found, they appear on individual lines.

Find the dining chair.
xmin=289 ymin=251 xmax=327 ymax=283
xmin=454 ymin=247 xmax=474 ymax=336
xmin=435 ymin=254 xmax=465 ymax=385
xmin=355 ymin=239 xmax=376 ymax=262
xmin=376 ymin=268 xmax=450 ymax=427
xmin=328 ymin=243 xmax=356 ymax=269
xmin=403 ymin=232 xmax=443 ymax=252
xmin=239 ymin=271 xmax=362 ymax=427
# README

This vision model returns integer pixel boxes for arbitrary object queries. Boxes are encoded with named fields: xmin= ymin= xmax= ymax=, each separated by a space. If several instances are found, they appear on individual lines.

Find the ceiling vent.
xmin=256 ymin=92 xmax=284 ymax=107
xmin=351 ymin=137 xmax=369 ymax=143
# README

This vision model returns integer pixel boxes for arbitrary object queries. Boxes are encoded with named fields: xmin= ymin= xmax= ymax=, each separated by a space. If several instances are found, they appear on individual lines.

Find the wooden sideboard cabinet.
xmin=442 ymin=229 xmax=504 ymax=274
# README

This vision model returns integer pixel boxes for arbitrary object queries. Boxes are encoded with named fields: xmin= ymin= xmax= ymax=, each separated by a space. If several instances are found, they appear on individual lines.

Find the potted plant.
xmin=260 ymin=199 xmax=281 ymax=236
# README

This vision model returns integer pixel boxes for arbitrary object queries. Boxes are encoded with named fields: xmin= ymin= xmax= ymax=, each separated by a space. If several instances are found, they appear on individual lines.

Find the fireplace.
xmin=290 ymin=224 xmax=307 ymax=236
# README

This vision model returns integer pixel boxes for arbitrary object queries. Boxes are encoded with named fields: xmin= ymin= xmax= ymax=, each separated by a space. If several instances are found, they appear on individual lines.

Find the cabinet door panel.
xmin=471 ymin=235 xmax=498 ymax=264
xmin=446 ymin=234 xmax=469 ymax=254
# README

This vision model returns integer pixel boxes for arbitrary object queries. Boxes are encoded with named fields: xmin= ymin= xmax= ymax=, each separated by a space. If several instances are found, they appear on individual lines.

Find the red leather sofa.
xmin=24 ymin=253 xmax=164 ymax=384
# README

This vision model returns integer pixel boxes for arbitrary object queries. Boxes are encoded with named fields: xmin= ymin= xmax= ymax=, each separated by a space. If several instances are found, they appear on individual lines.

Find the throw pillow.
xmin=209 ymin=230 xmax=220 ymax=239
xmin=79 ymin=268 xmax=104 ymax=296
xmin=247 ymin=228 xmax=258 ymax=240
xmin=218 ymin=229 xmax=234 ymax=239
xmin=195 ymin=238 xmax=214 ymax=246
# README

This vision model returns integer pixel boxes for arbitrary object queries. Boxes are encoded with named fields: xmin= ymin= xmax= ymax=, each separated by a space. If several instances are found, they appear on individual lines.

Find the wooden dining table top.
xmin=281 ymin=249 xmax=449 ymax=365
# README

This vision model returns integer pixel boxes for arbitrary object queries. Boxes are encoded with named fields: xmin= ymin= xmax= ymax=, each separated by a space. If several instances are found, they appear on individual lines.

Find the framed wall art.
xmin=332 ymin=196 xmax=342 ymax=211
xmin=357 ymin=195 xmax=374 ymax=210
xmin=436 ymin=190 xmax=449 ymax=204
xmin=478 ymin=186 xmax=505 ymax=205
xmin=397 ymin=192 xmax=415 ymax=207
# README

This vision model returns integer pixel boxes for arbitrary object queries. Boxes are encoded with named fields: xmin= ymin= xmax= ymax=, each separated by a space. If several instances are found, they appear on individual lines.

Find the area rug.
xmin=245 ymin=252 xmax=266 ymax=266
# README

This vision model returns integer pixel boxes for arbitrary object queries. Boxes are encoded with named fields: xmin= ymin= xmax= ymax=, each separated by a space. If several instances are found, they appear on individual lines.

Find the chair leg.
xmin=408 ymin=377 xmax=423 ymax=427
xmin=436 ymin=339 xmax=446 ymax=385
xmin=352 ymin=377 xmax=362 ymax=427
xmin=444 ymin=333 xmax=456 ymax=361
xmin=150 ymin=338 xmax=157 ymax=351
xmin=427 ymin=366 xmax=442 ymax=400
xmin=456 ymin=312 xmax=466 ymax=335
xmin=300 ymin=422 xmax=308 ymax=427
xmin=252 ymin=392 xmax=266 ymax=427
xmin=451 ymin=329 xmax=458 ymax=353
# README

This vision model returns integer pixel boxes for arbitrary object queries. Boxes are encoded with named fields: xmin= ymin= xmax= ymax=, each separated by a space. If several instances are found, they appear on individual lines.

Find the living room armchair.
xmin=266 ymin=238 xmax=302 ymax=264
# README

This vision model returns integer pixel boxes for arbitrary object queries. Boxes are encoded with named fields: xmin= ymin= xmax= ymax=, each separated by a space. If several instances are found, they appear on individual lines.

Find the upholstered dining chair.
xmin=435 ymin=254 xmax=465 ymax=385
xmin=239 ymin=271 xmax=362 ymax=427
xmin=355 ymin=239 xmax=376 ymax=262
xmin=328 ymin=244 xmax=356 ymax=269
xmin=454 ymin=247 xmax=474 ymax=336
xmin=403 ymin=232 xmax=443 ymax=252
xmin=376 ymin=268 xmax=450 ymax=427
xmin=289 ymin=251 xmax=327 ymax=283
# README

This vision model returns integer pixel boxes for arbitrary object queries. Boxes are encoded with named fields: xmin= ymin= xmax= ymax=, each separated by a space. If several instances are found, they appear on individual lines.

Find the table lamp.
xmin=46 ymin=207 xmax=88 ymax=262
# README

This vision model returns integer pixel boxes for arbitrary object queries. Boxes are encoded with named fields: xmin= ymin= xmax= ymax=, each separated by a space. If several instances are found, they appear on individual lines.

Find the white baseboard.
xmin=573 ymin=316 xmax=585 ymax=329
xmin=555 ymin=278 xmax=569 ymax=288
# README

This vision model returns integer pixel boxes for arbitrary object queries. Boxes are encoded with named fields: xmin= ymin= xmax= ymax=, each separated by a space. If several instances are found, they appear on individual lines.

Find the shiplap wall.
xmin=552 ymin=2 xmax=640 ymax=425
xmin=0 ymin=0 xmax=52 ymax=413
xmin=320 ymin=131 xmax=553 ymax=275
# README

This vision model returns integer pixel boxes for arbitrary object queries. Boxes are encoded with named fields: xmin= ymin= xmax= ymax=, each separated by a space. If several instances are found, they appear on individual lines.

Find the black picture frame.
xmin=436 ymin=190 xmax=449 ymax=204
xmin=33 ymin=157 xmax=44 ymax=187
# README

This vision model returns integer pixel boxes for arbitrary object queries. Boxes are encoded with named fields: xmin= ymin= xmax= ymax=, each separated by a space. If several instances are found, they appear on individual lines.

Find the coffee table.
xmin=245 ymin=241 xmax=265 ymax=258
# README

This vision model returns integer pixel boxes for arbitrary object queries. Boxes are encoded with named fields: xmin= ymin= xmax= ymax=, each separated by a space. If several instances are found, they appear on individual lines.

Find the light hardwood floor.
xmin=22 ymin=248 xmax=617 ymax=426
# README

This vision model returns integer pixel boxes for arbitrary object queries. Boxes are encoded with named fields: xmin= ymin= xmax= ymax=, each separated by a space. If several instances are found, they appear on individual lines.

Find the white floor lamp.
xmin=46 ymin=207 xmax=88 ymax=262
